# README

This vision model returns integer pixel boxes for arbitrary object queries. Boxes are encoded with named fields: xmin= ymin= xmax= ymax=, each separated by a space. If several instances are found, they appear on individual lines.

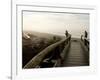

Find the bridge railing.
xmin=81 ymin=35 xmax=89 ymax=50
xmin=24 ymin=34 xmax=71 ymax=68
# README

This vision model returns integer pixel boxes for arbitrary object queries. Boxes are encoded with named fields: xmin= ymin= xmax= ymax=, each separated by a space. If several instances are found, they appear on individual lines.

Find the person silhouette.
xmin=65 ymin=30 xmax=68 ymax=38
xmin=85 ymin=31 xmax=88 ymax=38
xmin=84 ymin=30 xmax=88 ymax=45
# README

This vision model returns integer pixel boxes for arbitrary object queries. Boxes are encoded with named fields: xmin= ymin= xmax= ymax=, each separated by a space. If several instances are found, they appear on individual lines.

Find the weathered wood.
xmin=81 ymin=35 xmax=89 ymax=50
xmin=62 ymin=39 xmax=89 ymax=67
xmin=24 ymin=35 xmax=71 ymax=68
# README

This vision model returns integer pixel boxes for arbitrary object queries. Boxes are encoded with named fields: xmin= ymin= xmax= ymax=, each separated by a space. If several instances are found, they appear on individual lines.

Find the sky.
xmin=23 ymin=11 xmax=89 ymax=38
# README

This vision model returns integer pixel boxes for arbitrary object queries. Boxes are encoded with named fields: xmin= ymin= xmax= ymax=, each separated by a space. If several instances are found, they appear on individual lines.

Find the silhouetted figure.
xmin=84 ymin=31 xmax=88 ymax=45
xmin=65 ymin=30 xmax=68 ymax=38
xmin=85 ymin=31 xmax=88 ymax=38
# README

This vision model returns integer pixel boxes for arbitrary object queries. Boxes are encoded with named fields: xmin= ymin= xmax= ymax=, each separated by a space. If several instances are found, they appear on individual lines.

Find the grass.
xmin=22 ymin=31 xmax=63 ymax=67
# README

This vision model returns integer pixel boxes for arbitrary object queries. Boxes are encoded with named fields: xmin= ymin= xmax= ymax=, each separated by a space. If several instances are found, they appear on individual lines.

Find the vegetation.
xmin=22 ymin=31 xmax=62 ymax=67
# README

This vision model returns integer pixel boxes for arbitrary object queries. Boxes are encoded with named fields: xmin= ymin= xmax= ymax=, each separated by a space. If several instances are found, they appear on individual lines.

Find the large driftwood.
xmin=24 ymin=35 xmax=71 ymax=68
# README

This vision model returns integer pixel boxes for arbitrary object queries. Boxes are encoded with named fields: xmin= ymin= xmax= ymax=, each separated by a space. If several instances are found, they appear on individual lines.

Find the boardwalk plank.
xmin=62 ymin=38 xmax=89 ymax=67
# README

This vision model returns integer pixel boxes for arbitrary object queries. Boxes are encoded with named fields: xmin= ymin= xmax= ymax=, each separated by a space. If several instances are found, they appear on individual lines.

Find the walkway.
xmin=62 ymin=38 xmax=89 ymax=67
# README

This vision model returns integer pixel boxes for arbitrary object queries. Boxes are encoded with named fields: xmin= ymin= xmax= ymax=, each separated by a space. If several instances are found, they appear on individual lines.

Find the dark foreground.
xmin=22 ymin=31 xmax=89 ymax=68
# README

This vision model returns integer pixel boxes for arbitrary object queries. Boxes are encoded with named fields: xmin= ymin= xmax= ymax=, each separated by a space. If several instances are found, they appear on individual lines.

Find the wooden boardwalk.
xmin=23 ymin=36 xmax=89 ymax=68
xmin=62 ymin=38 xmax=89 ymax=67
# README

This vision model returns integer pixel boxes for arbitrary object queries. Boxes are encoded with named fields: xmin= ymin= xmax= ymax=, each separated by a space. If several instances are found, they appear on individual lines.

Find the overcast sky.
xmin=23 ymin=11 xmax=89 ymax=38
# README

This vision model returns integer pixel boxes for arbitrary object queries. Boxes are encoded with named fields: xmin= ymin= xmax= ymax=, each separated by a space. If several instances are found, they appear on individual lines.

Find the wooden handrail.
xmin=81 ymin=35 xmax=89 ymax=50
xmin=24 ymin=34 xmax=71 ymax=68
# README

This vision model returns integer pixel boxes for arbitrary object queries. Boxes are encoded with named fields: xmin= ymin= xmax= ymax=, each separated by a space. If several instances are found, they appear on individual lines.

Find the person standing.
xmin=85 ymin=31 xmax=88 ymax=38
xmin=84 ymin=30 xmax=88 ymax=45
xmin=65 ymin=30 xmax=68 ymax=38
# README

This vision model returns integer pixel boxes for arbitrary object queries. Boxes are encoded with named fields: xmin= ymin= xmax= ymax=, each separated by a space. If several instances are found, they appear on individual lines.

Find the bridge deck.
xmin=62 ymin=38 xmax=89 ymax=67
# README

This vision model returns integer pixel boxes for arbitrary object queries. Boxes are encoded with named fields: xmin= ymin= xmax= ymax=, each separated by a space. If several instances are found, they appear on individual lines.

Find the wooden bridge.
xmin=23 ymin=34 xmax=89 ymax=68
